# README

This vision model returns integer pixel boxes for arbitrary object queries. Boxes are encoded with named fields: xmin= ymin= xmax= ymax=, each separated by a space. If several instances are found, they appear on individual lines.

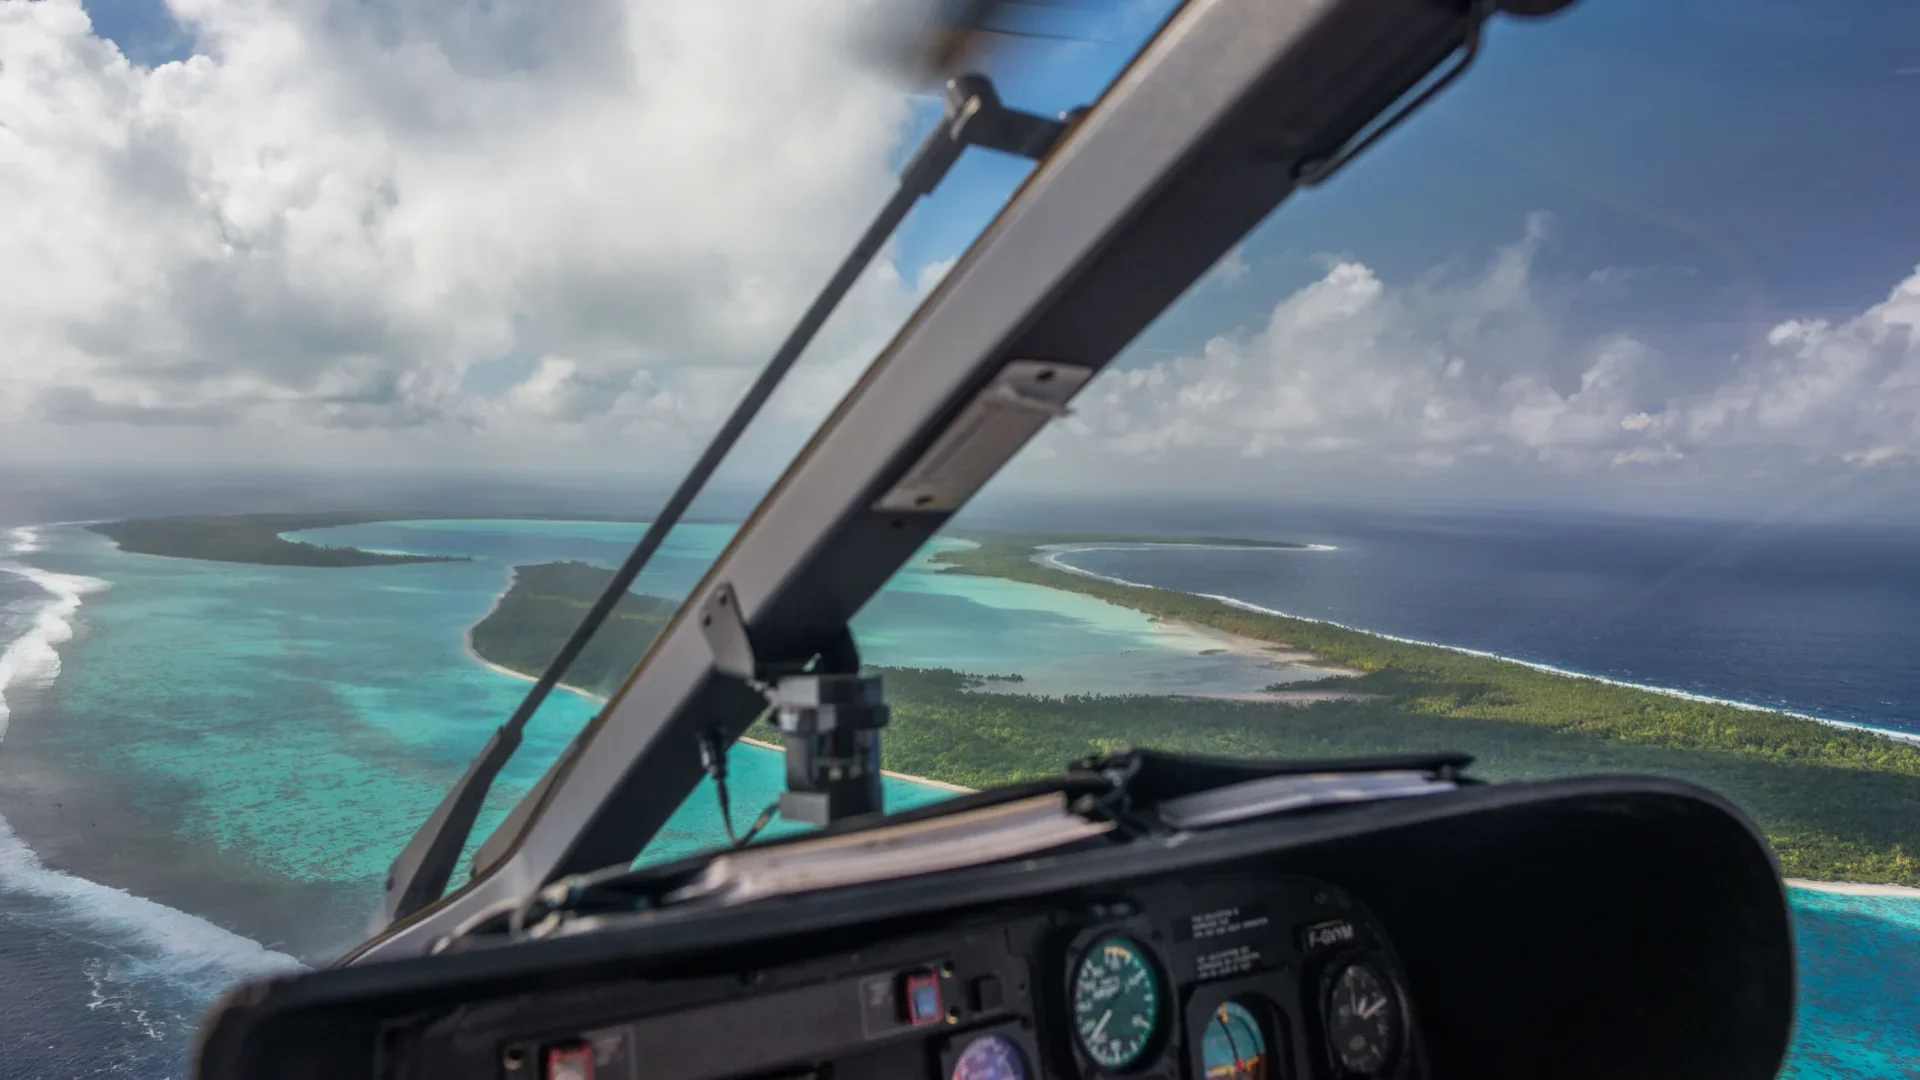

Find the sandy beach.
xmin=462 ymin=628 xmax=602 ymax=704
xmin=1154 ymin=614 xmax=1362 ymax=676
xmin=736 ymin=736 xmax=975 ymax=793
xmin=1787 ymin=878 xmax=1920 ymax=899
xmin=1151 ymin=614 xmax=1371 ymax=703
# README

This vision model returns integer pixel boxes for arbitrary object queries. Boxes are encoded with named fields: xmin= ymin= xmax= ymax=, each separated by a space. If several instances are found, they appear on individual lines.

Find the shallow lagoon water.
xmin=0 ymin=519 xmax=1914 ymax=1078
xmin=2 ymin=521 xmax=1304 ymax=937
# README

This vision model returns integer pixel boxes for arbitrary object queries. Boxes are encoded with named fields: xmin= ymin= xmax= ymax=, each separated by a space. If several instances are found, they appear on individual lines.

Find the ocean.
xmin=0 ymin=512 xmax=1915 ymax=1078
xmin=1041 ymin=508 xmax=1920 ymax=739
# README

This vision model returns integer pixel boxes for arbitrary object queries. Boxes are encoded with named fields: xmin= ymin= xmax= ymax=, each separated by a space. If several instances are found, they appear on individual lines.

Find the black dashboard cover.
xmin=193 ymin=774 xmax=1794 ymax=1080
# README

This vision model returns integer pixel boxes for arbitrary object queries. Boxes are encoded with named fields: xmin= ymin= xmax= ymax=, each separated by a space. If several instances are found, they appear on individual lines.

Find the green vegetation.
xmin=89 ymin=513 xmax=466 ymax=567
xmin=467 ymin=536 xmax=1920 ymax=886
xmin=468 ymin=562 xmax=677 ymax=699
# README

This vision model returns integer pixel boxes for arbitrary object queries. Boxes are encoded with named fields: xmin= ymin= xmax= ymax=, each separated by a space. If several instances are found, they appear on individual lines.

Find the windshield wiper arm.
xmin=378 ymin=75 xmax=1076 ymax=930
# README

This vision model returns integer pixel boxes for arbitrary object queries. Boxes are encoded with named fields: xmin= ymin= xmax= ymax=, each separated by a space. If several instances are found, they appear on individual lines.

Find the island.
xmin=468 ymin=537 xmax=1920 ymax=887
xmin=88 ymin=512 xmax=468 ymax=567
xmin=467 ymin=562 xmax=677 ymax=699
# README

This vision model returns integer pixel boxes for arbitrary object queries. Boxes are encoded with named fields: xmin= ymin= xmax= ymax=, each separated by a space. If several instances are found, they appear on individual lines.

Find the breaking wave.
xmin=0 ymin=526 xmax=109 ymax=739
xmin=0 ymin=524 xmax=304 ymax=1053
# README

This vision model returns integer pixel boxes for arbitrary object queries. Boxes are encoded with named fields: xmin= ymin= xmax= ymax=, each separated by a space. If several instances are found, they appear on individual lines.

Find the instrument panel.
xmin=195 ymin=774 xmax=1797 ymax=1080
xmin=446 ymin=874 xmax=1422 ymax=1080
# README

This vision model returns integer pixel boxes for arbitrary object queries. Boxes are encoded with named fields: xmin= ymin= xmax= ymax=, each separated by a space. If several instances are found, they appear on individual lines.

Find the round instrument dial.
xmin=1325 ymin=962 xmax=1401 ymax=1076
xmin=1071 ymin=935 xmax=1163 ymax=1071
xmin=950 ymin=1034 xmax=1028 ymax=1080
xmin=1201 ymin=1000 xmax=1269 ymax=1080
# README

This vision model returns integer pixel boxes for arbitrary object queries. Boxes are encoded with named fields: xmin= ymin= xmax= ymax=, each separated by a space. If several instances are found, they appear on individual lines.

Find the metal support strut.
xmin=375 ymin=74 xmax=1072 ymax=928
xmin=772 ymin=673 xmax=891 ymax=827
xmin=700 ymin=583 xmax=891 ymax=828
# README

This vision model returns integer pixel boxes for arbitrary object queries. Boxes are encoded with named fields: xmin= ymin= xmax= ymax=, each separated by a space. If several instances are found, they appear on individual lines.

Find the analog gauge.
xmin=951 ymin=1034 xmax=1029 ymax=1080
xmin=1201 ymin=1000 xmax=1269 ymax=1080
xmin=1071 ymin=935 xmax=1163 ymax=1071
xmin=1324 ymin=962 xmax=1401 ymax=1076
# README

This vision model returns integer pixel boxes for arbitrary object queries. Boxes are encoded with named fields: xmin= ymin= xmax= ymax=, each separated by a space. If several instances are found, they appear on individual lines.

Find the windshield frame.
xmin=344 ymin=0 xmax=1502 ymax=964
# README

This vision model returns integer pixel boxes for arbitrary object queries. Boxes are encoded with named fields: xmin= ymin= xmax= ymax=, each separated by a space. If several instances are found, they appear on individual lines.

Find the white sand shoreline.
xmin=462 ymin=605 xmax=974 ymax=794
xmin=459 ymin=572 xmax=614 ymax=707
xmin=1156 ymin=614 xmax=1362 ymax=675
xmin=1786 ymin=878 xmax=1920 ymax=898
xmin=735 ymin=736 xmax=975 ymax=793
xmin=1149 ymin=613 xmax=1371 ymax=703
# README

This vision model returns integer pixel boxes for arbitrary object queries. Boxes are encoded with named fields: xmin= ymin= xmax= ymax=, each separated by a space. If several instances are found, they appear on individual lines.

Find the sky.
xmin=2 ymin=0 xmax=1918 ymax=521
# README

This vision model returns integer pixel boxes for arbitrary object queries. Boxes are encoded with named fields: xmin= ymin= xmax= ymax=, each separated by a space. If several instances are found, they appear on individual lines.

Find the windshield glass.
xmin=3 ymin=1 xmax=1917 ymax=1078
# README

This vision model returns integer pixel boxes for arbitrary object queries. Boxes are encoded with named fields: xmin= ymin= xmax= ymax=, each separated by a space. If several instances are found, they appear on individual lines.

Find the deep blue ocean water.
xmin=1049 ymin=510 xmax=1920 ymax=738
xmin=0 ymin=514 xmax=1915 ymax=1077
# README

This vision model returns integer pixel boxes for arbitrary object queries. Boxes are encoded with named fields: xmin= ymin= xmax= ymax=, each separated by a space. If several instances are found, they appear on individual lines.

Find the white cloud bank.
xmin=1044 ymin=214 xmax=1920 ymax=498
xmin=0 ymin=0 xmax=933 ymax=470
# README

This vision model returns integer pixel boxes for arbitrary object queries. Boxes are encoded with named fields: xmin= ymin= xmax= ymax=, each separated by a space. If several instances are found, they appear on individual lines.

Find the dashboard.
xmin=194 ymin=774 xmax=1797 ymax=1080
xmin=459 ymin=874 xmax=1419 ymax=1080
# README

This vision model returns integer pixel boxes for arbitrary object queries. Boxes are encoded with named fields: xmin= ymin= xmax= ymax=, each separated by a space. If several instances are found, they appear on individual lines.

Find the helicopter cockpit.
xmin=190 ymin=2 xmax=1796 ymax=1078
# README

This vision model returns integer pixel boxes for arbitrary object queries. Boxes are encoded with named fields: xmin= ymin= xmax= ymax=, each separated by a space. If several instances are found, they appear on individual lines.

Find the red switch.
xmin=904 ymin=969 xmax=944 ymax=1026
xmin=544 ymin=1043 xmax=594 ymax=1080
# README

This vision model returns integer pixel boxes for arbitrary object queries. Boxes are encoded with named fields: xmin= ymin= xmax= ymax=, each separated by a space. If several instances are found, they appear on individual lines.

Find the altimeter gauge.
xmin=1323 ymin=961 xmax=1402 ymax=1076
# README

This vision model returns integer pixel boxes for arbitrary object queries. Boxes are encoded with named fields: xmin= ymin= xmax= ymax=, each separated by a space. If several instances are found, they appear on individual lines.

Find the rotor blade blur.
xmin=867 ymin=0 xmax=1116 ymax=88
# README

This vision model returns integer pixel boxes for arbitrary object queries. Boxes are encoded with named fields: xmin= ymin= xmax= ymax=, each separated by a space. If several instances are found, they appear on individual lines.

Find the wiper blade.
xmin=1155 ymin=770 xmax=1457 ymax=830
xmin=377 ymin=76 xmax=1076 ymax=931
xmin=433 ymin=749 xmax=1473 ymax=950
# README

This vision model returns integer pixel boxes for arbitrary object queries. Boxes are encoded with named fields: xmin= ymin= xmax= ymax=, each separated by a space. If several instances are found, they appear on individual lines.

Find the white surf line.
xmin=274 ymin=528 xmax=431 ymax=559
xmin=1201 ymin=592 xmax=1920 ymax=747
xmin=0 ymin=815 xmax=305 ymax=989
xmin=0 ymin=525 xmax=306 ymax=988
xmin=1038 ymin=544 xmax=1920 ymax=748
xmin=1034 ymin=542 xmax=1334 ymax=587
xmin=0 ymin=527 xmax=110 ymax=740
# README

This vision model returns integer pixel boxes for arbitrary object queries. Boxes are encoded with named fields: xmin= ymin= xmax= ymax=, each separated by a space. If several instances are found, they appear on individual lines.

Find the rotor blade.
xmin=869 ymin=0 xmax=1117 ymax=87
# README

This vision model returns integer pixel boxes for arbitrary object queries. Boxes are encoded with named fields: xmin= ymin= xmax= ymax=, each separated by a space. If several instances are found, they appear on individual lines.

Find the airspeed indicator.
xmin=1071 ymin=935 xmax=1163 ymax=1071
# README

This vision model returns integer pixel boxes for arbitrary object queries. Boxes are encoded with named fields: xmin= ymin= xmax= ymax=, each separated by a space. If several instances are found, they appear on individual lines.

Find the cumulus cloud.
xmin=0 ymin=0 xmax=933 ymax=467
xmin=1210 ymin=245 xmax=1250 ymax=288
xmin=1042 ymin=215 xmax=1920 ymax=490
xmin=1683 ymin=273 xmax=1920 ymax=455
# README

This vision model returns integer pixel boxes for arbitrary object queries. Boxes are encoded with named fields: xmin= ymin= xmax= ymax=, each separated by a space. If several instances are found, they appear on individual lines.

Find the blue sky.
xmin=889 ymin=0 xmax=1920 ymax=371
xmin=80 ymin=0 xmax=192 ymax=65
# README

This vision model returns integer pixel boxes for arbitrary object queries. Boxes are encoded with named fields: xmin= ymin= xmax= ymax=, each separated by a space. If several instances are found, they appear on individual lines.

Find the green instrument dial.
xmin=1071 ymin=935 xmax=1163 ymax=1070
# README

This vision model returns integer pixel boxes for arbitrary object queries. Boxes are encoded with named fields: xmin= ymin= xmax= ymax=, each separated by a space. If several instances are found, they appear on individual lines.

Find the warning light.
xmin=544 ymin=1043 xmax=594 ymax=1080
xmin=904 ymin=970 xmax=944 ymax=1026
